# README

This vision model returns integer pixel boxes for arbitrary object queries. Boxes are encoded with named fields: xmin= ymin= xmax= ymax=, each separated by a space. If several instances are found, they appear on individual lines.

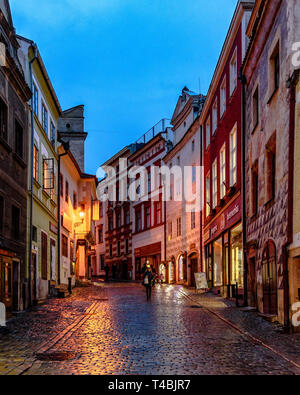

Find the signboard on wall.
xmin=194 ymin=273 xmax=208 ymax=290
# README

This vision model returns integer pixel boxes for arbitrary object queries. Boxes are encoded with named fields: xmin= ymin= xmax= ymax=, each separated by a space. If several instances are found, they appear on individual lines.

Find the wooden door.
xmin=190 ymin=257 xmax=198 ymax=288
xmin=262 ymin=241 xmax=277 ymax=315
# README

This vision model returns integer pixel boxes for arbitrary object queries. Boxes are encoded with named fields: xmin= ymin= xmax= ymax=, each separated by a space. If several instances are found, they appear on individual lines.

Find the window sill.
xmin=251 ymin=122 xmax=259 ymax=135
xmin=42 ymin=189 xmax=50 ymax=200
xmin=267 ymin=87 xmax=279 ymax=105
xmin=13 ymin=153 xmax=27 ymax=168
xmin=264 ymin=197 xmax=275 ymax=208
xmin=0 ymin=136 xmax=12 ymax=153
xmin=33 ymin=178 xmax=42 ymax=189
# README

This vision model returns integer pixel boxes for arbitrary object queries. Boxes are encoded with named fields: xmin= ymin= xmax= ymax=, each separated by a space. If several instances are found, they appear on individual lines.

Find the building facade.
xmin=0 ymin=1 xmax=31 ymax=313
xmin=164 ymin=88 xmax=205 ymax=286
xmin=243 ymin=0 xmax=294 ymax=327
xmin=202 ymin=1 xmax=254 ymax=298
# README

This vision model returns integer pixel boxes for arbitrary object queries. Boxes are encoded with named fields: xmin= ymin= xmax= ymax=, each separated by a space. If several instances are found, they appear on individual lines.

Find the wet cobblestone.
xmin=0 ymin=283 xmax=299 ymax=375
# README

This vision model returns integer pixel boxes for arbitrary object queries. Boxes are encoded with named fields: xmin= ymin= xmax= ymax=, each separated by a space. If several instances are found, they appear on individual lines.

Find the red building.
xmin=201 ymin=1 xmax=254 ymax=298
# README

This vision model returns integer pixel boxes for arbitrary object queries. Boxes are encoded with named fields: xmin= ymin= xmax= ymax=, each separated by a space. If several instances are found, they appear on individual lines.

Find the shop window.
xmin=265 ymin=135 xmax=276 ymax=203
xmin=15 ymin=120 xmax=23 ymax=158
xmin=220 ymin=145 xmax=226 ymax=199
xmin=213 ymin=237 xmax=223 ymax=287
xmin=62 ymin=234 xmax=68 ymax=258
xmin=0 ymin=97 xmax=8 ymax=141
xmin=11 ymin=205 xmax=20 ymax=240
xmin=251 ymin=160 xmax=259 ymax=216
xmin=212 ymin=159 xmax=218 ymax=208
xmin=230 ymin=224 xmax=243 ymax=288
xmin=230 ymin=125 xmax=237 ymax=186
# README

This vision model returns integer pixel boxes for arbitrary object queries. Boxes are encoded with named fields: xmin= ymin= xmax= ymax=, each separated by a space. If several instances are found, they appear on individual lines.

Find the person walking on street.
xmin=143 ymin=267 xmax=154 ymax=301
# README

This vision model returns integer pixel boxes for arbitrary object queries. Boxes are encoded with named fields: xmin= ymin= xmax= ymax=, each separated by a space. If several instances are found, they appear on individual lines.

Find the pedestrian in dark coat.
xmin=143 ymin=268 xmax=154 ymax=301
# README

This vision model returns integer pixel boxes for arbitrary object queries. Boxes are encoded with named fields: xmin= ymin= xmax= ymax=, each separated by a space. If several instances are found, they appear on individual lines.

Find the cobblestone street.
xmin=0 ymin=283 xmax=300 ymax=375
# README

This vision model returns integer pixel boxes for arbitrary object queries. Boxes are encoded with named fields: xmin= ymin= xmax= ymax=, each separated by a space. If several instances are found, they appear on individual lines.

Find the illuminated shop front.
xmin=177 ymin=254 xmax=187 ymax=283
xmin=204 ymin=196 xmax=243 ymax=298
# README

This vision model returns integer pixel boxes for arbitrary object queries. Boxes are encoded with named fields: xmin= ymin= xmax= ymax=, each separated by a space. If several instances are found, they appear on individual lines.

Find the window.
xmin=62 ymin=234 xmax=68 ymax=258
xmin=206 ymin=173 xmax=211 ymax=217
xmin=230 ymin=49 xmax=237 ymax=95
xmin=168 ymin=222 xmax=172 ymax=241
xmin=32 ymin=226 xmax=37 ymax=242
xmin=125 ymin=239 xmax=129 ymax=255
xmin=220 ymin=145 xmax=226 ymax=199
xmin=136 ymin=209 xmax=142 ymax=232
xmin=191 ymin=209 xmax=196 ymax=230
xmin=41 ymin=232 xmax=48 ymax=280
xmin=265 ymin=136 xmax=276 ymax=203
xmin=65 ymin=181 xmax=69 ymax=203
xmin=212 ymin=100 xmax=218 ymax=135
xmin=230 ymin=126 xmax=237 ymax=186
xmin=206 ymin=117 xmax=211 ymax=149
xmin=251 ymin=161 xmax=259 ymax=216
xmin=177 ymin=217 xmax=182 ymax=237
xmin=270 ymin=42 xmax=280 ymax=95
xmin=155 ymin=202 xmax=161 ymax=225
xmin=125 ymin=207 xmax=130 ymax=225
xmin=220 ymin=76 xmax=226 ymax=117
xmin=12 ymin=205 xmax=20 ymax=240
xmin=108 ymin=216 xmax=113 ymax=231
xmin=116 ymin=211 xmax=121 ymax=228
xmin=73 ymin=193 xmax=77 ymax=210
xmin=212 ymin=159 xmax=218 ymax=208
xmin=100 ymin=255 xmax=105 ymax=271
xmin=60 ymin=174 xmax=63 ymax=197
xmin=117 ymin=241 xmax=121 ymax=256
xmin=98 ymin=227 xmax=103 ymax=244
xmin=50 ymin=122 xmax=55 ymax=147
xmin=147 ymin=171 xmax=151 ymax=194
xmin=145 ymin=205 xmax=151 ymax=229
xmin=15 ymin=120 xmax=23 ymax=158
xmin=33 ymin=145 xmax=39 ymax=181
xmin=0 ymin=97 xmax=8 ymax=141
xmin=0 ymin=195 xmax=3 ymax=233
xmin=99 ymin=202 xmax=103 ymax=218
xmin=42 ymin=104 xmax=48 ymax=134
xmin=253 ymin=86 xmax=259 ymax=129
xmin=43 ymin=158 xmax=54 ymax=191
xmin=70 ymin=240 xmax=74 ymax=263
xmin=109 ymin=244 xmax=113 ymax=258
xmin=33 ymin=84 xmax=38 ymax=117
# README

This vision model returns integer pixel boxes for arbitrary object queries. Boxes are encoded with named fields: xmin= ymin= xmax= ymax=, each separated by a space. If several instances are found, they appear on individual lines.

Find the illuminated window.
xmin=206 ymin=173 xmax=211 ymax=217
xmin=230 ymin=125 xmax=237 ymax=186
xmin=33 ymin=145 xmax=39 ymax=181
xmin=212 ymin=159 xmax=218 ymax=208
xmin=230 ymin=48 xmax=237 ymax=95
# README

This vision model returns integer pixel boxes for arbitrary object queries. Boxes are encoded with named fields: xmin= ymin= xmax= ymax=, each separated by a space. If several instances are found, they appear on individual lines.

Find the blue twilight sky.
xmin=11 ymin=0 xmax=237 ymax=175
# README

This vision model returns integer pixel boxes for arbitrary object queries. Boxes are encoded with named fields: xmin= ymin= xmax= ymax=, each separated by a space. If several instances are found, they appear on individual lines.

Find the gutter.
xmin=28 ymin=44 xmax=38 ymax=307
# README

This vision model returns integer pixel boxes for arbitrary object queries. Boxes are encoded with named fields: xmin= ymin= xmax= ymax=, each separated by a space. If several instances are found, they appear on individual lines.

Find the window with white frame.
xmin=212 ymin=99 xmax=218 ymax=134
xmin=206 ymin=173 xmax=211 ymax=217
xmin=212 ymin=159 xmax=218 ymax=208
xmin=220 ymin=145 xmax=226 ymax=199
xmin=230 ymin=125 xmax=237 ymax=186
xmin=220 ymin=76 xmax=226 ymax=117
xmin=206 ymin=117 xmax=211 ymax=149
xmin=230 ymin=49 xmax=237 ymax=96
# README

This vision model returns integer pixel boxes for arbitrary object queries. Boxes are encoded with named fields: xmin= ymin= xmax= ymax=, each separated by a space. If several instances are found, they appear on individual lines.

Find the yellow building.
xmin=18 ymin=37 xmax=61 ymax=303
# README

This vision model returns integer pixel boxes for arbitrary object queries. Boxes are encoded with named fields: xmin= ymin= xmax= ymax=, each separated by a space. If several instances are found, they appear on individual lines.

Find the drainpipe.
xmin=57 ymin=141 xmax=69 ymax=285
xmin=240 ymin=70 xmax=248 ymax=307
xmin=200 ymin=124 xmax=203 ymax=272
xmin=28 ymin=44 xmax=38 ymax=308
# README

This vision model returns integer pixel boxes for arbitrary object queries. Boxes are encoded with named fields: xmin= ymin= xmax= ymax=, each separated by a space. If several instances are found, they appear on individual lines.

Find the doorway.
xmin=248 ymin=257 xmax=257 ymax=308
xmin=12 ymin=261 xmax=19 ymax=311
xmin=262 ymin=241 xmax=277 ymax=315
xmin=189 ymin=254 xmax=198 ymax=288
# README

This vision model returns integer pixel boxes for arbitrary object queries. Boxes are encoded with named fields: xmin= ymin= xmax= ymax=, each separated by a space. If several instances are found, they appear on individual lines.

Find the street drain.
xmin=190 ymin=305 xmax=202 ymax=309
xmin=36 ymin=351 xmax=77 ymax=362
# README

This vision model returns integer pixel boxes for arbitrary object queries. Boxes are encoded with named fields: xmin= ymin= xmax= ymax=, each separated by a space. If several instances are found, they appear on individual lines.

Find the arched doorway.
xmin=177 ymin=255 xmax=187 ymax=283
xmin=262 ymin=240 xmax=277 ymax=315
xmin=168 ymin=257 xmax=176 ymax=284
xmin=189 ymin=253 xmax=198 ymax=288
